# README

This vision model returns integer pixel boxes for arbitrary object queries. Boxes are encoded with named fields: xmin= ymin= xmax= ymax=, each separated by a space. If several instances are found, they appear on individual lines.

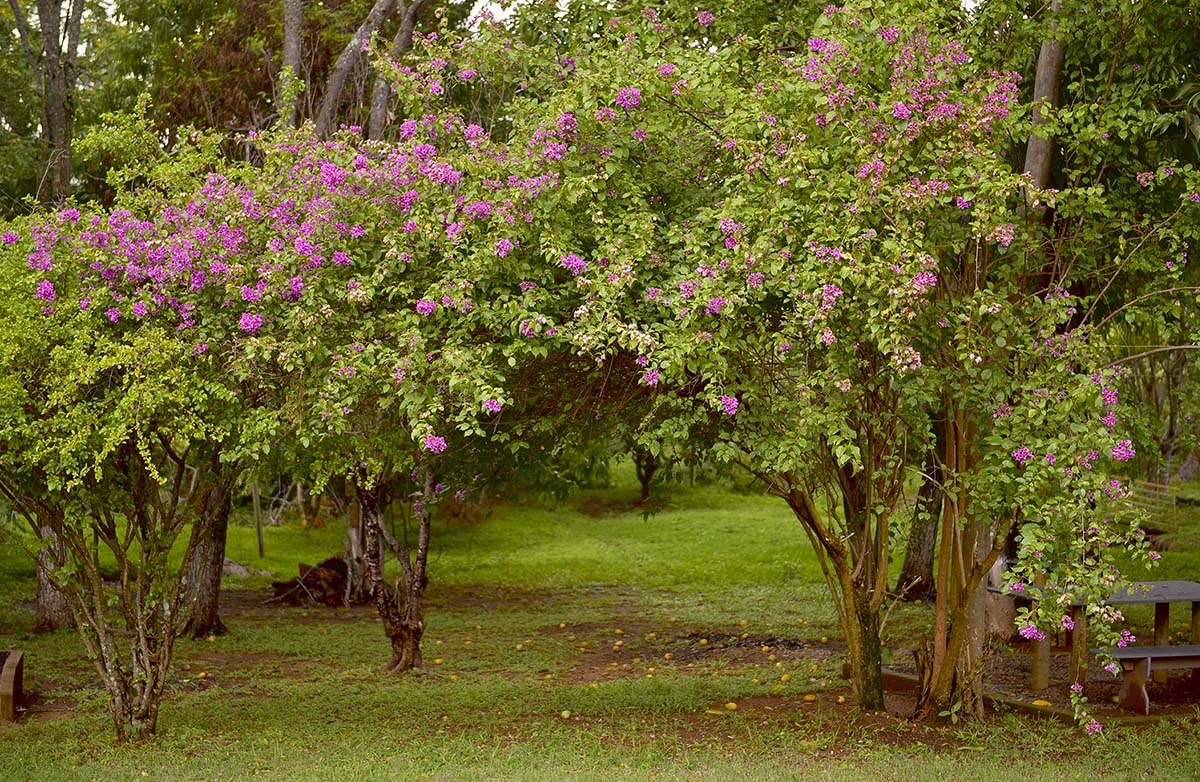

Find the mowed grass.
xmin=2 ymin=465 xmax=1200 ymax=781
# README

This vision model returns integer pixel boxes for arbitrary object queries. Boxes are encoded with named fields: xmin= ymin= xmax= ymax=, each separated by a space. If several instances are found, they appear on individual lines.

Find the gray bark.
xmin=34 ymin=0 xmax=85 ymax=204
xmin=1022 ymin=1 xmax=1064 ymax=194
xmin=895 ymin=417 xmax=944 ymax=602
xmin=183 ymin=482 xmax=233 ymax=638
xmin=35 ymin=524 xmax=71 ymax=632
xmin=315 ymin=0 xmax=398 ymax=138
xmin=366 ymin=0 xmax=427 ymax=140
xmin=281 ymin=0 xmax=303 ymax=129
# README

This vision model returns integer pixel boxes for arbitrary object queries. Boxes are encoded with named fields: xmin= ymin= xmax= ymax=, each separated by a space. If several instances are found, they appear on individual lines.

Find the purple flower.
xmin=747 ymin=272 xmax=765 ymax=288
xmin=239 ymin=312 xmax=263 ymax=333
xmin=1 ymin=230 xmax=19 ymax=244
xmin=104 ymin=308 xmax=121 ymax=323
xmin=1085 ymin=719 xmax=1102 ymax=735
xmin=633 ymin=128 xmax=648 ymax=141
xmin=1061 ymin=615 xmax=1075 ymax=631
xmin=416 ymin=299 xmax=437 ymax=317
xmin=892 ymin=101 xmax=913 ymax=120
xmin=1117 ymin=630 xmax=1136 ymax=648
xmin=658 ymin=63 xmax=677 ymax=76
xmin=1019 ymin=625 xmax=1045 ymax=641
xmin=1110 ymin=440 xmax=1136 ymax=462
xmin=1101 ymin=386 xmax=1119 ymax=407
xmin=720 ymin=394 xmax=739 ymax=416
xmin=332 ymin=251 xmax=352 ymax=265
xmin=519 ymin=281 xmax=536 ymax=292
xmin=1149 ymin=551 xmax=1162 ymax=561
xmin=423 ymin=435 xmax=447 ymax=453
xmin=560 ymin=253 xmax=587 ymax=276
xmin=643 ymin=369 xmax=660 ymax=386
xmin=483 ymin=399 xmax=502 ymax=414
xmin=1100 ymin=410 xmax=1116 ymax=428
xmin=705 ymin=297 xmax=726 ymax=315
xmin=1044 ymin=453 xmax=1057 ymax=464
xmin=697 ymin=10 xmax=715 ymax=25
xmin=194 ymin=344 xmax=209 ymax=355
xmin=614 ymin=88 xmax=641 ymax=109
xmin=495 ymin=238 xmax=514 ymax=257
xmin=35 ymin=280 xmax=55 ymax=301
xmin=132 ymin=302 xmax=148 ymax=317
xmin=1011 ymin=446 xmax=1034 ymax=465
xmin=594 ymin=107 xmax=615 ymax=123
xmin=1008 ymin=583 xmax=1025 ymax=594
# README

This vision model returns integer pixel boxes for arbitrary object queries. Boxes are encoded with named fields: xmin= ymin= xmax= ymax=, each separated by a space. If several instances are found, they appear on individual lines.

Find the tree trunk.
xmin=895 ymin=414 xmax=945 ymax=601
xmin=632 ymin=448 xmax=658 ymax=503
xmin=1022 ymin=0 xmax=1064 ymax=195
xmin=366 ymin=0 xmax=426 ymax=140
xmin=35 ymin=0 xmax=85 ymax=205
xmin=315 ymin=0 xmax=398 ymax=138
xmin=183 ymin=482 xmax=233 ymax=639
xmin=281 ymin=0 xmax=303 ymax=129
xmin=35 ymin=524 xmax=72 ymax=632
xmin=843 ymin=584 xmax=885 ymax=712
xmin=357 ymin=471 xmax=430 ymax=673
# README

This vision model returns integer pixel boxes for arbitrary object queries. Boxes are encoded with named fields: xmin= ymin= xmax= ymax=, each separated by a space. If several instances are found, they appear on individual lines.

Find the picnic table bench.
xmin=1099 ymin=644 xmax=1200 ymax=714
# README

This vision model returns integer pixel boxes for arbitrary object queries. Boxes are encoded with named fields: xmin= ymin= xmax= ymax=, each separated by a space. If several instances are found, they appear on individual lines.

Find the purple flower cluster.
xmin=560 ymin=253 xmax=587 ymax=276
xmin=1019 ymin=625 xmax=1045 ymax=641
xmin=423 ymin=435 xmax=448 ymax=453
xmin=1110 ymin=440 xmax=1136 ymax=462
xmin=483 ymin=399 xmax=502 ymax=414
xmin=614 ymin=88 xmax=641 ymax=109
xmin=1011 ymin=446 xmax=1034 ymax=465
xmin=720 ymin=394 xmax=739 ymax=416
xmin=415 ymin=299 xmax=437 ymax=316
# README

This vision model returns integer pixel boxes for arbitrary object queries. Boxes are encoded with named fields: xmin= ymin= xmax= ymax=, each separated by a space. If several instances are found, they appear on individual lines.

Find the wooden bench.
xmin=1102 ymin=645 xmax=1200 ymax=714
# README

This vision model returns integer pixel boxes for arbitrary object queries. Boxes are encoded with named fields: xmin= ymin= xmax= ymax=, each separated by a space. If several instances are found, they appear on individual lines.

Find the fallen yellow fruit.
xmin=590 ymin=683 xmax=600 ymax=689
xmin=724 ymin=702 xmax=738 ymax=711
xmin=197 ymin=672 xmax=207 ymax=679
xmin=1031 ymin=699 xmax=1052 ymax=708
xmin=561 ymin=710 xmax=571 ymax=719
xmin=836 ymin=696 xmax=846 ymax=704
xmin=698 ymin=639 xmax=708 ymax=646
xmin=780 ymin=674 xmax=791 ymax=682
xmin=803 ymin=694 xmax=816 ymax=702
xmin=434 ymin=658 xmax=444 ymax=665
xmin=739 ymin=620 xmax=749 ymax=627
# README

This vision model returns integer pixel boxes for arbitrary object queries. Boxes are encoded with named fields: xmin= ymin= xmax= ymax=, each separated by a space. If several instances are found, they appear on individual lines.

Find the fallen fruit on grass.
xmin=803 ymin=694 xmax=816 ymax=702
xmin=663 ymin=653 xmax=673 ymax=660
xmin=698 ymin=639 xmax=708 ymax=646
xmin=780 ymin=674 xmax=791 ymax=682
xmin=559 ymin=623 xmax=566 ymax=628
xmin=614 ymin=629 xmax=624 ymax=635
xmin=1031 ymin=700 xmax=1051 ymax=708
xmin=820 ymin=636 xmax=828 ymax=643
xmin=207 ymin=635 xmax=216 ymax=642
xmin=561 ymin=711 xmax=571 ymax=719
xmin=836 ymin=696 xmax=846 ymax=704
xmin=761 ymin=645 xmax=771 ymax=653
xmin=752 ymin=678 xmax=761 ymax=685
xmin=434 ymin=658 xmax=444 ymax=665
xmin=724 ymin=702 xmax=738 ymax=711
xmin=739 ymin=619 xmax=749 ymax=627
xmin=198 ymin=671 xmax=207 ymax=679
xmin=450 ymin=675 xmax=459 ymax=681
xmin=590 ymin=683 xmax=600 ymax=689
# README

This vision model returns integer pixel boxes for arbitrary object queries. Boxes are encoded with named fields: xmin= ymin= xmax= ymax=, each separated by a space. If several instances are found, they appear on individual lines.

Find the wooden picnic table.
xmin=1067 ymin=580 xmax=1200 ymax=686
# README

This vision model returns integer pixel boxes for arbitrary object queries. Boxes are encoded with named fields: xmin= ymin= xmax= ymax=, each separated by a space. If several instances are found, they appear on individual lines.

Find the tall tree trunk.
xmin=366 ymin=0 xmax=426 ymax=140
xmin=183 ymin=479 xmax=234 ymax=638
xmin=315 ymin=0 xmax=398 ymax=138
xmin=895 ymin=414 xmax=945 ymax=601
xmin=35 ymin=523 xmax=72 ymax=632
xmin=281 ymin=0 xmax=303 ymax=129
xmin=1022 ymin=0 xmax=1064 ymax=196
xmin=35 ymin=0 xmax=85 ymax=204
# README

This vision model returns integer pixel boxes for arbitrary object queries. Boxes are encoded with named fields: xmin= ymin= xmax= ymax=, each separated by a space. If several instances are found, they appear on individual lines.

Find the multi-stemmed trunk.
xmin=356 ymin=470 xmax=432 ymax=673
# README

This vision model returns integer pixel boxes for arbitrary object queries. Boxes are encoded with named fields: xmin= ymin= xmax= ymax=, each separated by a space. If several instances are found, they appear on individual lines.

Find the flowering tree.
xmin=379 ymin=0 xmax=1195 ymax=719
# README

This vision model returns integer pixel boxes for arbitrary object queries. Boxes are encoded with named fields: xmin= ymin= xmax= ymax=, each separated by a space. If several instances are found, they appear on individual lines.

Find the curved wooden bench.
xmin=0 ymin=650 xmax=23 ymax=723
xmin=1100 ymin=645 xmax=1200 ymax=715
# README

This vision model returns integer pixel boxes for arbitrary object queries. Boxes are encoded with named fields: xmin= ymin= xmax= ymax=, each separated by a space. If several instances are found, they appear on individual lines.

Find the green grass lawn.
xmin=2 ymin=467 xmax=1200 ymax=781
